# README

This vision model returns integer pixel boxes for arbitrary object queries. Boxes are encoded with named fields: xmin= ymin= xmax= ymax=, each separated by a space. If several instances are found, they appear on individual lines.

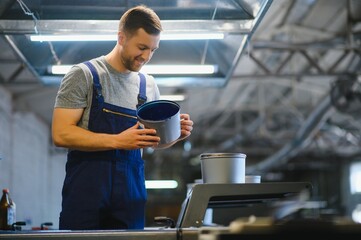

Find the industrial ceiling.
xmin=0 ymin=0 xmax=361 ymax=177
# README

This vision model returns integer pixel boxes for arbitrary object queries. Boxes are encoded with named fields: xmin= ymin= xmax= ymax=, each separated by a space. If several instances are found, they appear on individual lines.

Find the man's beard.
xmin=122 ymin=54 xmax=145 ymax=72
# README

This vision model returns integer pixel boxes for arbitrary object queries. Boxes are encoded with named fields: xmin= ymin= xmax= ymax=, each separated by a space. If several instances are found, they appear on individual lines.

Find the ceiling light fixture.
xmin=159 ymin=95 xmax=186 ymax=102
xmin=30 ymin=33 xmax=224 ymax=42
xmin=161 ymin=33 xmax=224 ymax=40
xmin=49 ymin=64 xmax=218 ymax=75
xmin=145 ymin=180 xmax=178 ymax=189
xmin=141 ymin=65 xmax=218 ymax=75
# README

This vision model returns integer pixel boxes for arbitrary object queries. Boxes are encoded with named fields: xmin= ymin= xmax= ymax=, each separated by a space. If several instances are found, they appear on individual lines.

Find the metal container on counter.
xmin=200 ymin=153 xmax=246 ymax=184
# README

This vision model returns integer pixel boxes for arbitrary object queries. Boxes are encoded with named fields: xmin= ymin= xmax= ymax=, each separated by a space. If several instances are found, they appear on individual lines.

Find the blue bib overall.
xmin=59 ymin=61 xmax=147 ymax=230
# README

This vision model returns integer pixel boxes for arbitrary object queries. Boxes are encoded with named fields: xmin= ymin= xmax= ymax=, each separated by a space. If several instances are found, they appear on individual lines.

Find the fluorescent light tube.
xmin=161 ymin=33 xmax=224 ymax=40
xmin=49 ymin=65 xmax=73 ymax=75
xmin=145 ymin=180 xmax=178 ymax=189
xmin=159 ymin=95 xmax=186 ymax=101
xmin=30 ymin=33 xmax=224 ymax=42
xmin=30 ymin=34 xmax=117 ymax=42
xmin=141 ymin=65 xmax=217 ymax=75
xmin=50 ymin=64 xmax=217 ymax=75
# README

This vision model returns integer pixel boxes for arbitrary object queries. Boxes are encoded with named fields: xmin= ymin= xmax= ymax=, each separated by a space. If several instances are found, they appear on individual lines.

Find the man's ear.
xmin=117 ymin=32 xmax=125 ymax=45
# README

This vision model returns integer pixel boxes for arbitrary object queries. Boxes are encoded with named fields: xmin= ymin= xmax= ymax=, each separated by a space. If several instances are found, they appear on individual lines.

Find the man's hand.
xmin=115 ymin=122 xmax=160 ymax=149
xmin=52 ymin=108 xmax=160 ymax=151
xmin=179 ymin=113 xmax=193 ymax=141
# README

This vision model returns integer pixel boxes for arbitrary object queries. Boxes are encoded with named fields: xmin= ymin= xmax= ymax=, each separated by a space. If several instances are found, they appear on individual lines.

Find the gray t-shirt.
xmin=54 ymin=56 xmax=160 ymax=130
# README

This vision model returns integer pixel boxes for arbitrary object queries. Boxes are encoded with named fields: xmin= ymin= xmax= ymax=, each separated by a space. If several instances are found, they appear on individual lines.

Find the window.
xmin=350 ymin=162 xmax=361 ymax=194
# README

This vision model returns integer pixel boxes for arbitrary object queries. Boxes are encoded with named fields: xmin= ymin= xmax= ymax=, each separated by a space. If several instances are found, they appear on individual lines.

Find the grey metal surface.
xmin=0 ymin=228 xmax=199 ymax=240
xmin=176 ymin=182 xmax=312 ymax=228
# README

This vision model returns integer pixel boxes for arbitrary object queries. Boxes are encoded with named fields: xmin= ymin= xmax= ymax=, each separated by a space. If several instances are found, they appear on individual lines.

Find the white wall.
xmin=0 ymin=87 xmax=12 ymax=189
xmin=0 ymin=86 xmax=66 ymax=230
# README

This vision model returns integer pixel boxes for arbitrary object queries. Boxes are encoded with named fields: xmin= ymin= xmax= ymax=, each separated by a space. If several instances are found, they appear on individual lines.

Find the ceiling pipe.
xmin=3 ymin=35 xmax=41 ymax=82
xmin=246 ymin=69 xmax=360 ymax=174
xmin=246 ymin=93 xmax=335 ymax=174
xmin=348 ymin=0 xmax=361 ymax=22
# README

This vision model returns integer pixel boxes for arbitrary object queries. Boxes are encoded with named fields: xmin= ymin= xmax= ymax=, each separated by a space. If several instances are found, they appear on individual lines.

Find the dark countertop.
xmin=0 ymin=228 xmax=200 ymax=240
xmin=2 ymin=221 xmax=361 ymax=240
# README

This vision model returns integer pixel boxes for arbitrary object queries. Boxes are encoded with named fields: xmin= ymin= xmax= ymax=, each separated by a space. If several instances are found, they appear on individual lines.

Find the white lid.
xmin=200 ymin=153 xmax=246 ymax=159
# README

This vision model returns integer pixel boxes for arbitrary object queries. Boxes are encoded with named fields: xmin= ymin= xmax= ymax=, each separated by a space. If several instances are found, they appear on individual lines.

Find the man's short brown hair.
xmin=119 ymin=5 xmax=162 ymax=37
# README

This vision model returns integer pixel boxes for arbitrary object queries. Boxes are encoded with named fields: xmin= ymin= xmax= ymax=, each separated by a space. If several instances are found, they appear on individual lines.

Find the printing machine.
xmin=1 ymin=182 xmax=361 ymax=240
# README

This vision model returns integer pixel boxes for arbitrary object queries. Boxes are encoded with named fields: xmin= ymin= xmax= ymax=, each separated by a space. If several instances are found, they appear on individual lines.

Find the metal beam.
xmin=3 ymin=35 xmax=41 ymax=82
xmin=0 ymin=19 xmax=254 ymax=35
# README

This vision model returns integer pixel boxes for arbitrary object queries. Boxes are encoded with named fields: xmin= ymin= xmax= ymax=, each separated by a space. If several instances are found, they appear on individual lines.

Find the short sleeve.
xmin=54 ymin=65 xmax=91 ymax=109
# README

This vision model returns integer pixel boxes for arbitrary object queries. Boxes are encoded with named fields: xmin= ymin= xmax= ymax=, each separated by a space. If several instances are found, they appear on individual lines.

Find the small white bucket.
xmin=200 ymin=153 xmax=246 ymax=184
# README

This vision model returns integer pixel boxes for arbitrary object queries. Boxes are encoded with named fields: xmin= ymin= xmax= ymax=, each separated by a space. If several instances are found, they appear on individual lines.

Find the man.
xmin=52 ymin=5 xmax=193 ymax=230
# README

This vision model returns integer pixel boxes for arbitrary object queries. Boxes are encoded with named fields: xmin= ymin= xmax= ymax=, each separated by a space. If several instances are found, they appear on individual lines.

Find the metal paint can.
xmin=200 ymin=153 xmax=246 ymax=183
xmin=137 ymin=100 xmax=181 ymax=149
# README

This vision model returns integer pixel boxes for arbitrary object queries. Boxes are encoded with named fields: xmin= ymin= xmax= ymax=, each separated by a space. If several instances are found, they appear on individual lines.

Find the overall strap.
xmin=83 ymin=61 xmax=104 ymax=102
xmin=137 ymin=73 xmax=147 ymax=108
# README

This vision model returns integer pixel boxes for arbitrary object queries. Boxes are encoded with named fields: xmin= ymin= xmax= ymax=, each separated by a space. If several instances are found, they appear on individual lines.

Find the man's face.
xmin=119 ymin=28 xmax=160 ymax=72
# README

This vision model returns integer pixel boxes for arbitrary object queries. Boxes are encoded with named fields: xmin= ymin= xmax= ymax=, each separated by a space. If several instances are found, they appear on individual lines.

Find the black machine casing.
xmin=176 ymin=182 xmax=313 ymax=228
